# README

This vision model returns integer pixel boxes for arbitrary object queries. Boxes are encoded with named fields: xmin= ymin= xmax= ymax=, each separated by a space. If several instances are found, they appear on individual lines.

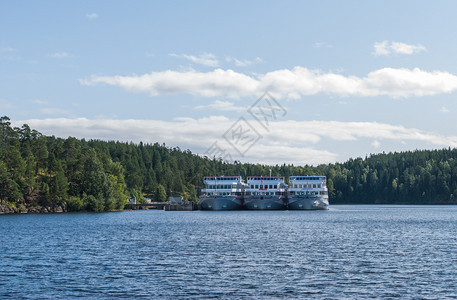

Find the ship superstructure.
xmin=244 ymin=176 xmax=287 ymax=210
xmin=199 ymin=176 xmax=244 ymax=210
xmin=287 ymin=176 xmax=329 ymax=210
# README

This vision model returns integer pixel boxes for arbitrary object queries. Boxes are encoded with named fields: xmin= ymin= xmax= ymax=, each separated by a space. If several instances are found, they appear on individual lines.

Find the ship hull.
xmin=287 ymin=195 xmax=329 ymax=210
xmin=199 ymin=196 xmax=243 ymax=211
xmin=244 ymin=196 xmax=286 ymax=210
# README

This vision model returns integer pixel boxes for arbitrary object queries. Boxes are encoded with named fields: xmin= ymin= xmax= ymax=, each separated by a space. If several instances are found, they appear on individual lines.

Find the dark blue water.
xmin=1 ymin=206 xmax=457 ymax=299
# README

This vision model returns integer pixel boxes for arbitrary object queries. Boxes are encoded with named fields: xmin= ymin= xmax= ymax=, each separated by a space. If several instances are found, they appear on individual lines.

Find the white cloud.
xmin=373 ymin=40 xmax=426 ymax=56
xmin=13 ymin=117 xmax=457 ymax=165
xmin=373 ymin=41 xmax=390 ymax=56
xmin=440 ymin=106 xmax=450 ymax=113
xmin=314 ymin=42 xmax=332 ymax=48
xmin=169 ymin=53 xmax=219 ymax=67
xmin=86 ymin=13 xmax=98 ymax=19
xmin=226 ymin=56 xmax=263 ymax=67
xmin=391 ymin=42 xmax=426 ymax=55
xmin=28 ymin=99 xmax=49 ymax=105
xmin=51 ymin=52 xmax=70 ymax=59
xmin=194 ymin=100 xmax=247 ymax=112
xmin=80 ymin=66 xmax=457 ymax=99
xmin=371 ymin=140 xmax=381 ymax=148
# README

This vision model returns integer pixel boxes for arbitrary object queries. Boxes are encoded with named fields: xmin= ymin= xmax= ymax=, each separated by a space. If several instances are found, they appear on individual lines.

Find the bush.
xmin=66 ymin=196 xmax=83 ymax=212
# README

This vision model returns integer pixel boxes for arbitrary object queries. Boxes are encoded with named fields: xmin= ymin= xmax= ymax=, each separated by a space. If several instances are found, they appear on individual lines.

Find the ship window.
xmin=269 ymin=185 xmax=273 ymax=189
xmin=260 ymin=185 xmax=263 ymax=189
xmin=318 ymin=184 xmax=322 ymax=188
xmin=313 ymin=184 xmax=316 ymax=188
xmin=251 ymin=185 xmax=254 ymax=189
xmin=255 ymin=185 xmax=259 ymax=189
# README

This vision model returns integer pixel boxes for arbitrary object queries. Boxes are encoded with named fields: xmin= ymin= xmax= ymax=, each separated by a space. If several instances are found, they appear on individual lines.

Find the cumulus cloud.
xmin=86 ymin=13 xmax=98 ymax=19
xmin=80 ymin=66 xmax=457 ymax=98
xmin=169 ymin=53 xmax=219 ymax=67
xmin=226 ymin=56 xmax=263 ymax=67
xmin=14 ymin=117 xmax=457 ymax=165
xmin=373 ymin=41 xmax=426 ymax=56
xmin=194 ymin=100 xmax=247 ymax=112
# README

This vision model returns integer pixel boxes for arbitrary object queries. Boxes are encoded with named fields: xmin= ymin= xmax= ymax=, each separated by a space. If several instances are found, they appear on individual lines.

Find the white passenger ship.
xmin=199 ymin=176 xmax=244 ymax=210
xmin=287 ymin=176 xmax=329 ymax=210
xmin=244 ymin=176 xmax=287 ymax=210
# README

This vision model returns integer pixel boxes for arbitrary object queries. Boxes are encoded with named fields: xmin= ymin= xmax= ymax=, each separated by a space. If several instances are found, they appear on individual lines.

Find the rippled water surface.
xmin=2 ymin=205 xmax=457 ymax=299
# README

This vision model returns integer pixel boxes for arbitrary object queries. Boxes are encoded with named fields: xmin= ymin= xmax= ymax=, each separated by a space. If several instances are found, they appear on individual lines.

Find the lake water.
xmin=1 ymin=205 xmax=457 ymax=299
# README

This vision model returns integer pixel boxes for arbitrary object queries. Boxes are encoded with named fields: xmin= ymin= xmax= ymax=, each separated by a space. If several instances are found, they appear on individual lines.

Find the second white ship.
xmin=244 ymin=176 xmax=287 ymax=210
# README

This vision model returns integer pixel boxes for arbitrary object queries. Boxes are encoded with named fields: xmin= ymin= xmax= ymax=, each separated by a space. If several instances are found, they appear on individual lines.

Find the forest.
xmin=1 ymin=116 xmax=457 ymax=212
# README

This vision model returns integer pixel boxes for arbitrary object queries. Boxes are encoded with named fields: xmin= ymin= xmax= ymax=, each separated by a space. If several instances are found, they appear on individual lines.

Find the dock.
xmin=124 ymin=202 xmax=200 ymax=211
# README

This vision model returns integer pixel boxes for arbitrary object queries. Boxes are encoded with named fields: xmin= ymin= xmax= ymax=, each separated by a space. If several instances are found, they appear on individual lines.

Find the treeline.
xmin=1 ymin=116 xmax=457 ymax=212
xmin=0 ymin=117 xmax=127 ymax=212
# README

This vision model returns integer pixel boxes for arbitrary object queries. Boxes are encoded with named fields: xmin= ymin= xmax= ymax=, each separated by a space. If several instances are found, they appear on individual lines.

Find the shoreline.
xmin=2 ymin=202 xmax=457 ymax=216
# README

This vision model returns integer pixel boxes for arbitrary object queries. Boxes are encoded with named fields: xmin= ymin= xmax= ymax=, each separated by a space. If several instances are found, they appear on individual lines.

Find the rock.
xmin=54 ymin=206 xmax=63 ymax=213
xmin=29 ymin=207 xmax=40 ymax=214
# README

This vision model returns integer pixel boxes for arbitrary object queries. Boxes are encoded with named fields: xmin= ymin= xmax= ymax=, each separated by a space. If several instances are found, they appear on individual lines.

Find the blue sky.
xmin=2 ymin=1 xmax=457 ymax=165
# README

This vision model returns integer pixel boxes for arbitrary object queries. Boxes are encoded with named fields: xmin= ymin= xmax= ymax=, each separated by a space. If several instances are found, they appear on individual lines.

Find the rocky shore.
xmin=0 ymin=204 xmax=67 ymax=215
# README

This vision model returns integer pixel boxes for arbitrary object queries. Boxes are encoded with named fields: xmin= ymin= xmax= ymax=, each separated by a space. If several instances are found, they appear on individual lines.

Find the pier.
xmin=124 ymin=202 xmax=200 ymax=211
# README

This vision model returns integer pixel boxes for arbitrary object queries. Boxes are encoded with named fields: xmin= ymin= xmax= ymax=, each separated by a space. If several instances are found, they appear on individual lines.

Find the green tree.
xmin=155 ymin=184 xmax=167 ymax=202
